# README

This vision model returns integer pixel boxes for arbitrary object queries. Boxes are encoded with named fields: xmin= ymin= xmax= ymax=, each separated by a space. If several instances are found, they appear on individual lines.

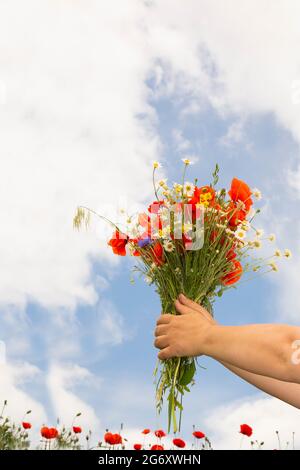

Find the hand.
xmin=154 ymin=294 xmax=217 ymax=360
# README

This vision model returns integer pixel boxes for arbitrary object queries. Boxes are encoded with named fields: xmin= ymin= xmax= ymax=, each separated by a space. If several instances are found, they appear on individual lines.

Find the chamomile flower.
xmin=239 ymin=221 xmax=250 ymax=232
xmin=160 ymin=226 xmax=171 ymax=238
xmin=182 ymin=158 xmax=192 ymax=165
xmin=173 ymin=183 xmax=183 ymax=194
xmin=235 ymin=229 xmax=246 ymax=240
xmin=255 ymin=229 xmax=264 ymax=238
xmin=269 ymin=262 xmax=278 ymax=272
xmin=183 ymin=182 xmax=195 ymax=197
xmin=284 ymin=249 xmax=292 ymax=258
xmin=163 ymin=240 xmax=175 ymax=252
xmin=274 ymin=249 xmax=282 ymax=258
xmin=144 ymin=275 xmax=153 ymax=284
xmin=252 ymin=188 xmax=262 ymax=200
xmin=268 ymin=234 xmax=276 ymax=242
xmin=226 ymin=228 xmax=235 ymax=236
xmin=153 ymin=161 xmax=161 ymax=169
xmin=158 ymin=179 xmax=168 ymax=187
xmin=253 ymin=239 xmax=262 ymax=249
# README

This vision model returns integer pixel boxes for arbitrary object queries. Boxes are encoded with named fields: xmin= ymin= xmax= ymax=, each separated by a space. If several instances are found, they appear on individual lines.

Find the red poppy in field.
xmin=104 ymin=432 xmax=122 ymax=445
xmin=108 ymin=230 xmax=128 ymax=256
xmin=240 ymin=424 xmax=253 ymax=437
xmin=142 ymin=428 xmax=151 ymax=435
xmin=41 ymin=426 xmax=59 ymax=439
xmin=193 ymin=431 xmax=205 ymax=439
xmin=222 ymin=259 xmax=243 ymax=286
xmin=22 ymin=422 xmax=31 ymax=430
xmin=173 ymin=438 xmax=186 ymax=448
xmin=154 ymin=429 xmax=166 ymax=438
xmin=133 ymin=443 xmax=142 ymax=450
xmin=72 ymin=426 xmax=82 ymax=434
xmin=151 ymin=444 xmax=164 ymax=450
xmin=229 ymin=178 xmax=253 ymax=212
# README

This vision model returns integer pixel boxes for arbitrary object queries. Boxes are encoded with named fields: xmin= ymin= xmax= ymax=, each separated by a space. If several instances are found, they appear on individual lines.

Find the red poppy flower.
xmin=134 ymin=443 xmax=142 ymax=450
xmin=173 ymin=438 xmax=186 ymax=448
xmin=104 ymin=432 xmax=122 ymax=445
xmin=148 ymin=200 xmax=164 ymax=214
xmin=22 ymin=422 xmax=31 ymax=430
xmin=240 ymin=424 xmax=253 ymax=437
xmin=40 ymin=426 xmax=58 ymax=439
xmin=193 ymin=431 xmax=205 ymax=439
xmin=222 ymin=259 xmax=243 ymax=286
xmin=73 ymin=426 xmax=82 ymax=434
xmin=152 ymin=241 xmax=164 ymax=266
xmin=113 ymin=433 xmax=122 ymax=445
xmin=142 ymin=428 xmax=151 ymax=435
xmin=229 ymin=178 xmax=253 ymax=212
xmin=226 ymin=201 xmax=247 ymax=228
xmin=154 ymin=429 xmax=166 ymax=438
xmin=226 ymin=247 xmax=237 ymax=261
xmin=189 ymin=186 xmax=215 ymax=208
xmin=108 ymin=230 xmax=128 ymax=256
xmin=151 ymin=444 xmax=164 ymax=450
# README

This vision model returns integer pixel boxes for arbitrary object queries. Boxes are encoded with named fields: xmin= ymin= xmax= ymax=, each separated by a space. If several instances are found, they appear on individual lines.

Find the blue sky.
xmin=1 ymin=0 xmax=300 ymax=450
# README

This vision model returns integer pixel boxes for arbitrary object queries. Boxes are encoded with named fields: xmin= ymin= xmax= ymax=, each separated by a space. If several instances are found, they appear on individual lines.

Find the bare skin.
xmin=154 ymin=294 xmax=300 ymax=409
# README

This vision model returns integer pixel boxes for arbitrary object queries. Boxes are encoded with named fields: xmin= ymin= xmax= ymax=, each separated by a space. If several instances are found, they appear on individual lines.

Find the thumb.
xmin=178 ymin=294 xmax=212 ymax=321
xmin=174 ymin=298 xmax=193 ymax=315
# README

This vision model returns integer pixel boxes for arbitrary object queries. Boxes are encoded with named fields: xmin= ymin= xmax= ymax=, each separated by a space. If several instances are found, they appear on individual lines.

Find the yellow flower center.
xmin=199 ymin=192 xmax=213 ymax=207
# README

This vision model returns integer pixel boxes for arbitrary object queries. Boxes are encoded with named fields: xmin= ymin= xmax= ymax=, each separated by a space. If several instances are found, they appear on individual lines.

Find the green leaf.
xmin=179 ymin=361 xmax=196 ymax=386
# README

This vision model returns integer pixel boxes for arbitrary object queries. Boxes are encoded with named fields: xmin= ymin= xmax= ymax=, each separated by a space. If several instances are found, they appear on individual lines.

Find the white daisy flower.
xmin=158 ymin=178 xmax=168 ymax=187
xmin=269 ymin=262 xmax=278 ymax=272
xmin=252 ymin=188 xmax=262 ymax=200
xmin=182 ymin=158 xmax=192 ymax=165
xmin=235 ymin=230 xmax=246 ymax=240
xmin=255 ymin=229 xmax=264 ymax=238
xmin=163 ymin=240 xmax=175 ymax=252
xmin=253 ymin=239 xmax=262 ymax=249
xmin=274 ymin=249 xmax=282 ymax=257
xmin=284 ymin=249 xmax=292 ymax=259
xmin=173 ymin=183 xmax=183 ymax=194
xmin=153 ymin=161 xmax=161 ymax=169
xmin=239 ymin=221 xmax=250 ymax=232
xmin=145 ymin=275 xmax=153 ymax=284
xmin=183 ymin=181 xmax=195 ymax=197
xmin=268 ymin=234 xmax=276 ymax=242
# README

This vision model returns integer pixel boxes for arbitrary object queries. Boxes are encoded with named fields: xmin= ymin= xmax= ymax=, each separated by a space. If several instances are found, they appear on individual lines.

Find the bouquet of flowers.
xmin=73 ymin=160 xmax=291 ymax=433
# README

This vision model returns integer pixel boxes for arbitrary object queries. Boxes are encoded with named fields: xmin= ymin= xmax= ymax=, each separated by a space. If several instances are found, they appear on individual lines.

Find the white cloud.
xmin=147 ymin=0 xmax=300 ymax=139
xmin=219 ymin=119 xmax=250 ymax=149
xmin=172 ymin=128 xmax=191 ymax=152
xmin=205 ymin=393 xmax=300 ymax=450
xmin=0 ymin=361 xmax=48 ymax=445
xmin=0 ymin=0 xmax=160 ymax=311
xmin=47 ymin=362 xmax=101 ymax=434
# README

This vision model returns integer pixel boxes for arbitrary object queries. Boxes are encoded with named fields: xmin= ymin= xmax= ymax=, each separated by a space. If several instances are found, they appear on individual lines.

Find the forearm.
xmin=220 ymin=361 xmax=300 ymax=409
xmin=203 ymin=324 xmax=300 ymax=383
